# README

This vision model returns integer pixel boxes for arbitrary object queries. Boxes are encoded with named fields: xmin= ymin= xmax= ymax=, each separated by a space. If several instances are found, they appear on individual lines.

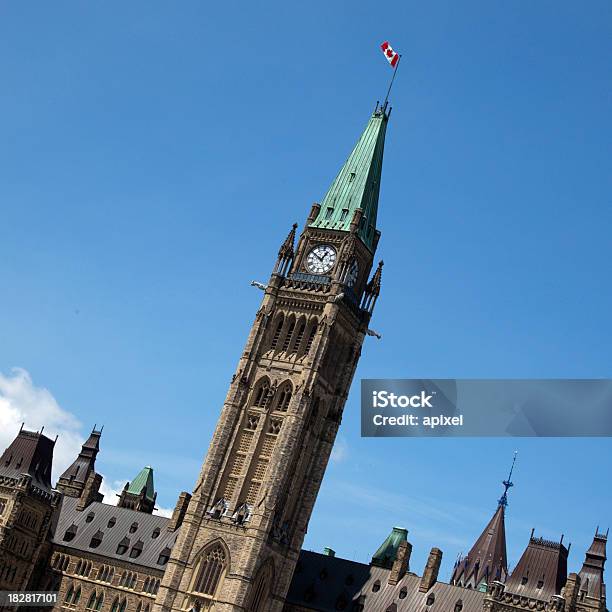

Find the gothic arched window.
xmin=281 ymin=317 xmax=296 ymax=352
xmin=193 ymin=544 xmax=228 ymax=596
xmin=275 ymin=382 xmax=293 ymax=412
xmin=252 ymin=379 xmax=271 ymax=408
xmin=304 ymin=319 xmax=318 ymax=354
xmin=269 ymin=315 xmax=284 ymax=350
xmin=290 ymin=318 xmax=307 ymax=353
xmin=248 ymin=560 xmax=274 ymax=612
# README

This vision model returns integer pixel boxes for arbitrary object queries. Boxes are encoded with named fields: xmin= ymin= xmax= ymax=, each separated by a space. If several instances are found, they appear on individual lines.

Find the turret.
xmin=56 ymin=426 xmax=103 ymax=500
xmin=117 ymin=466 xmax=157 ymax=514
xmin=577 ymin=529 xmax=607 ymax=611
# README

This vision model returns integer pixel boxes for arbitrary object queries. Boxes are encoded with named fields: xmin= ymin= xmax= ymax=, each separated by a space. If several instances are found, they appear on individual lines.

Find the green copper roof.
xmin=127 ymin=466 xmax=155 ymax=501
xmin=371 ymin=526 xmax=408 ymax=569
xmin=310 ymin=108 xmax=388 ymax=250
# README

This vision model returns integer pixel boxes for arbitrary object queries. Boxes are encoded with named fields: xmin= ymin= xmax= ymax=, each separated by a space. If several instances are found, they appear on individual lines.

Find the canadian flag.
xmin=380 ymin=41 xmax=400 ymax=68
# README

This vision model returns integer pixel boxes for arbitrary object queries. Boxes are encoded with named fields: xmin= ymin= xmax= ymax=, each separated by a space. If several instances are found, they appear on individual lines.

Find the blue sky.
xmin=1 ymin=1 xmax=611 ymax=580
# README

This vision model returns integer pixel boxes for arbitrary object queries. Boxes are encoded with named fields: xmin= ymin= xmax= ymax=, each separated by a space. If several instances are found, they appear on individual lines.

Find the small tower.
xmin=450 ymin=455 xmax=517 ymax=591
xmin=576 ymin=529 xmax=607 ymax=611
xmin=56 ymin=426 xmax=103 ymax=500
xmin=0 ymin=426 xmax=59 ymax=591
xmin=371 ymin=526 xmax=410 ymax=570
xmin=117 ymin=466 xmax=157 ymax=514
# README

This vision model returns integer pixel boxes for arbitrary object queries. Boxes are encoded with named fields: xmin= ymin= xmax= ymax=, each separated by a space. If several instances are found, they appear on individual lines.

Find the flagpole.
xmin=383 ymin=54 xmax=401 ymax=110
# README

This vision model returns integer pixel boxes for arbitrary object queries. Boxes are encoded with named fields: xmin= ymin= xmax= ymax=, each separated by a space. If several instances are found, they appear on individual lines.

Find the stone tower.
xmin=56 ymin=426 xmax=104 ymax=508
xmin=0 ymin=426 xmax=59 ymax=592
xmin=154 ymin=105 xmax=390 ymax=612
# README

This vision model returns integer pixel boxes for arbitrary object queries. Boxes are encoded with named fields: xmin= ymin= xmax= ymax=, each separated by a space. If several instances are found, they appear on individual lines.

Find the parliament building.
xmin=0 ymin=104 xmax=607 ymax=612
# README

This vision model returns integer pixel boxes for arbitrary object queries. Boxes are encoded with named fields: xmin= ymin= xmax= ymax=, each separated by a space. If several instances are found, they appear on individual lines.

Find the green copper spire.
xmin=310 ymin=107 xmax=389 ymax=250
xmin=127 ymin=465 xmax=155 ymax=502
xmin=371 ymin=526 xmax=408 ymax=569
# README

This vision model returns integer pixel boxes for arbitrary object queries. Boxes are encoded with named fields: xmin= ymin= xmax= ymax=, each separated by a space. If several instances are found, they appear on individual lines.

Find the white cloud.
xmin=0 ymin=368 xmax=174 ymax=519
xmin=0 ymin=367 xmax=83 ymax=482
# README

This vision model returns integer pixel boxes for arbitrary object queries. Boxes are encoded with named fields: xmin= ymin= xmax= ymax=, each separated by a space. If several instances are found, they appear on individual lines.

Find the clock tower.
xmin=154 ymin=104 xmax=390 ymax=612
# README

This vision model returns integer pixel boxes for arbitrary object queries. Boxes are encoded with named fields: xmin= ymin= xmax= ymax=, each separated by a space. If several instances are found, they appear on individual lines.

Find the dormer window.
xmin=107 ymin=517 xmax=116 ymax=528
xmin=232 ymin=503 xmax=250 ymax=525
xmin=399 ymin=587 xmax=407 ymax=599
xmin=537 ymin=580 xmax=544 ymax=589
xmin=454 ymin=600 xmax=464 ymax=612
xmin=521 ymin=576 xmax=528 ymax=585
xmin=152 ymin=527 xmax=161 ymax=539
xmin=63 ymin=524 xmax=78 ymax=542
xmin=129 ymin=522 xmax=138 ymax=533
xmin=372 ymin=580 xmax=381 ymax=592
xmin=340 ymin=209 xmax=349 ymax=222
xmin=325 ymin=207 xmax=334 ymax=220
xmin=116 ymin=537 xmax=129 ymax=555
xmin=89 ymin=530 xmax=104 ymax=549
xmin=426 ymin=593 xmax=435 ymax=605
xmin=129 ymin=540 xmax=144 ymax=559
xmin=157 ymin=547 xmax=171 ymax=566
xmin=209 ymin=498 xmax=228 ymax=519
xmin=85 ymin=512 xmax=95 ymax=523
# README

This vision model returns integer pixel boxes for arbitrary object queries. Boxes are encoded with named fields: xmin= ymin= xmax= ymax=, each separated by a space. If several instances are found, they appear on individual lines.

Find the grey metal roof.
xmin=287 ymin=550 xmax=485 ymax=612
xmin=51 ymin=496 xmax=178 ymax=571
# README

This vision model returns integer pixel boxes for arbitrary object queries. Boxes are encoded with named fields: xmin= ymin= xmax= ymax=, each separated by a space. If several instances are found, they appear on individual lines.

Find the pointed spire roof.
xmin=450 ymin=504 xmax=508 ymax=590
xmin=310 ymin=107 xmax=389 ymax=250
xmin=578 ymin=530 xmax=607 ymax=601
xmin=126 ymin=466 xmax=155 ymax=502
xmin=58 ymin=427 xmax=102 ymax=487
xmin=451 ymin=457 xmax=517 ymax=589
xmin=371 ymin=526 xmax=408 ymax=569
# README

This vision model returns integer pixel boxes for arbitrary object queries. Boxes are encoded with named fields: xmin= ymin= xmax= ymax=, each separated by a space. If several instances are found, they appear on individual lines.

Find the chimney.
xmin=76 ymin=472 xmax=103 ymax=511
xmin=167 ymin=491 xmax=191 ymax=532
xmin=561 ymin=572 xmax=581 ymax=609
xmin=388 ymin=540 xmax=412 ymax=585
xmin=420 ymin=547 xmax=443 ymax=592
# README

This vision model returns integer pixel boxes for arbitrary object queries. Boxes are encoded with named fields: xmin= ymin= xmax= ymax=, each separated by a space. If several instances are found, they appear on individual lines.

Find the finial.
xmin=498 ymin=451 xmax=518 ymax=508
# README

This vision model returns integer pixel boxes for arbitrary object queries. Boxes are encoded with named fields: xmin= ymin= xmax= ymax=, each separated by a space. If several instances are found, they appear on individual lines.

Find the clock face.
xmin=306 ymin=244 xmax=336 ymax=274
xmin=346 ymin=259 xmax=359 ymax=287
